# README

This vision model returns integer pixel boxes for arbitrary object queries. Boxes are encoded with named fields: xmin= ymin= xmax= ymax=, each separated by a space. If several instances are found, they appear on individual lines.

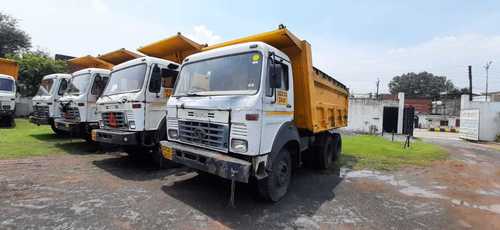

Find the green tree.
xmin=7 ymin=51 xmax=68 ymax=97
xmin=388 ymin=72 xmax=457 ymax=99
xmin=0 ymin=12 xmax=31 ymax=57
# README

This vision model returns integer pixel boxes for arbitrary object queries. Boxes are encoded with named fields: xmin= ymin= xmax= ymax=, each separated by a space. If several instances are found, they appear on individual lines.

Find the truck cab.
xmin=54 ymin=68 xmax=110 ymax=139
xmin=0 ymin=58 xmax=19 ymax=127
xmin=30 ymin=74 xmax=71 ymax=133
xmin=93 ymin=57 xmax=179 ymax=159
xmin=92 ymin=33 xmax=204 ymax=167
xmin=160 ymin=26 xmax=349 ymax=202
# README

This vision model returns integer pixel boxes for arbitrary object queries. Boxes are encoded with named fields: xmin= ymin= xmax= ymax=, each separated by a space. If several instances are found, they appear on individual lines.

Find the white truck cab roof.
xmin=111 ymin=56 xmax=180 ymax=71
xmin=183 ymin=42 xmax=290 ymax=65
xmin=0 ymin=74 xmax=16 ymax=81
xmin=42 ymin=73 xmax=72 ymax=80
xmin=72 ymin=68 xmax=110 ymax=76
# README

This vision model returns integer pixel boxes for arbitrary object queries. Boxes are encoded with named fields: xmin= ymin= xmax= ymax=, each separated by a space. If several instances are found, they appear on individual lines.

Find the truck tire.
xmin=331 ymin=133 xmax=342 ymax=162
xmin=8 ymin=116 xmax=15 ymax=128
xmin=257 ymin=148 xmax=292 ymax=202
xmin=50 ymin=122 xmax=67 ymax=136
xmin=313 ymin=132 xmax=337 ymax=170
xmin=151 ymin=145 xmax=170 ymax=169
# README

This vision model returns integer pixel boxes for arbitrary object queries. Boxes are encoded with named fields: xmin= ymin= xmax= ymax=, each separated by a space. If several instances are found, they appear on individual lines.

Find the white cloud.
xmin=186 ymin=25 xmax=222 ymax=45
xmin=313 ymin=34 xmax=500 ymax=94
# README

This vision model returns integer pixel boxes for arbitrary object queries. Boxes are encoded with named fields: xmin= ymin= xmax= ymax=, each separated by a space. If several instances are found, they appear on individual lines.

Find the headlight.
xmin=231 ymin=139 xmax=248 ymax=153
xmin=168 ymin=129 xmax=179 ymax=139
xmin=129 ymin=120 xmax=136 ymax=129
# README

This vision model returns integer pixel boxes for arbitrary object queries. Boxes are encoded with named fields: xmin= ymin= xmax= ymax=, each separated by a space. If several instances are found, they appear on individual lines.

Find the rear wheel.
xmin=257 ymin=148 xmax=292 ymax=202
xmin=313 ymin=132 xmax=339 ymax=170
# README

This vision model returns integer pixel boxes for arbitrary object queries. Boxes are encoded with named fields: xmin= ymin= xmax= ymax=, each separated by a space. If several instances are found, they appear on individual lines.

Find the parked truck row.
xmin=25 ymin=25 xmax=348 ymax=201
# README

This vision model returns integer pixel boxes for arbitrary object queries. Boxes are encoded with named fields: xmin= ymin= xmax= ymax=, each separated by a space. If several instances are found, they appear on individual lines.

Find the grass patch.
xmin=338 ymin=135 xmax=447 ymax=171
xmin=0 ymin=119 xmax=100 ymax=159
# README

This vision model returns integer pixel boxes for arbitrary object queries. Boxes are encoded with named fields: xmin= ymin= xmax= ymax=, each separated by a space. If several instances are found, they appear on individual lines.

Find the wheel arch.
xmin=268 ymin=121 xmax=301 ymax=169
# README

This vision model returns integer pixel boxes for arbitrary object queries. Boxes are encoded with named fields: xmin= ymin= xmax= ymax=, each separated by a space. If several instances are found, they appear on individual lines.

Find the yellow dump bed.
xmin=138 ymin=33 xmax=205 ymax=63
xmin=98 ymin=48 xmax=143 ymax=65
xmin=0 ymin=58 xmax=19 ymax=80
xmin=204 ymin=27 xmax=349 ymax=133
xmin=67 ymin=55 xmax=114 ymax=72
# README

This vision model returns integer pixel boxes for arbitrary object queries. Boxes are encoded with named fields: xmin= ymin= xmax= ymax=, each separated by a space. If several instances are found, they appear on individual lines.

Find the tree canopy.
xmin=0 ymin=12 xmax=31 ymax=57
xmin=7 ymin=51 xmax=68 ymax=97
xmin=388 ymin=72 xmax=461 ymax=99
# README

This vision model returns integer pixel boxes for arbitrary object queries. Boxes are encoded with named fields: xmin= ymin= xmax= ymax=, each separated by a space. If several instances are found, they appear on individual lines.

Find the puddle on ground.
xmin=341 ymin=169 xmax=446 ymax=199
xmin=451 ymin=199 xmax=500 ymax=215
xmin=341 ymin=168 xmax=500 ymax=215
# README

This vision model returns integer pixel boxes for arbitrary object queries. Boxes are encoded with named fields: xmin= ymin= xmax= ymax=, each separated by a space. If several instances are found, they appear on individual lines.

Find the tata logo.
xmin=192 ymin=128 xmax=208 ymax=139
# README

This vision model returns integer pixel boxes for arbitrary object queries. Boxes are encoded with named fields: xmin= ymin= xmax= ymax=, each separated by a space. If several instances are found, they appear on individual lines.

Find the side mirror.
xmin=150 ymin=65 xmax=161 ymax=93
xmin=95 ymin=74 xmax=102 ymax=83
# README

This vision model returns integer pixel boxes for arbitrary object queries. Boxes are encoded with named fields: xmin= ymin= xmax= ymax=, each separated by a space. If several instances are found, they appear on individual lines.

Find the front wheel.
xmin=257 ymin=148 xmax=292 ymax=202
xmin=50 ymin=120 xmax=67 ymax=136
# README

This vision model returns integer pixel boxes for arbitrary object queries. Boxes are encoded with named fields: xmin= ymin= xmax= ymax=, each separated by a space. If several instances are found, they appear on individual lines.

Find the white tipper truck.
xmin=92 ymin=34 xmax=204 ymax=167
xmin=0 ymin=58 xmax=19 ymax=127
xmin=54 ymin=49 xmax=142 ymax=140
xmin=160 ymin=26 xmax=349 ymax=202
xmin=30 ymin=73 xmax=72 ymax=134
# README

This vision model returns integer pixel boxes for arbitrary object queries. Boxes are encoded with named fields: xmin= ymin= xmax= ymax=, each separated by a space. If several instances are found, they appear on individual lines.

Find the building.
xmin=346 ymin=93 xmax=412 ymax=134
xmin=460 ymin=95 xmax=500 ymax=141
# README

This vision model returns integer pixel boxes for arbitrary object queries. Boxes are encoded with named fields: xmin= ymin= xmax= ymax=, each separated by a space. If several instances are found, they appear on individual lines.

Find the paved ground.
xmin=1 ymin=132 xmax=500 ymax=229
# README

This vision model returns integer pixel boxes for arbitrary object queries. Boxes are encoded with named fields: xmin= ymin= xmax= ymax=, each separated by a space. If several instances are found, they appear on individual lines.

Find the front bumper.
xmin=160 ymin=140 xmax=251 ymax=183
xmin=29 ymin=115 xmax=50 ymax=125
xmin=54 ymin=119 xmax=79 ymax=132
xmin=0 ymin=110 xmax=14 ymax=117
xmin=93 ymin=129 xmax=138 ymax=145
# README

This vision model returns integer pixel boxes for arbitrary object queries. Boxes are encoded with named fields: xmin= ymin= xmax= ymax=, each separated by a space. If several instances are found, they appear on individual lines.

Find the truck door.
xmin=145 ymin=64 xmax=178 ymax=131
xmin=261 ymin=55 xmax=294 ymax=153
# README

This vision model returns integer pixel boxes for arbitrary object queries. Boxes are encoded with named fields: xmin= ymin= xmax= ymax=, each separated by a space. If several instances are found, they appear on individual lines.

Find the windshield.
xmin=174 ymin=52 xmax=262 ymax=96
xmin=36 ymin=79 xmax=54 ymax=96
xmin=0 ymin=78 xmax=14 ymax=92
xmin=103 ymin=64 xmax=146 ymax=96
xmin=65 ymin=73 xmax=90 ymax=95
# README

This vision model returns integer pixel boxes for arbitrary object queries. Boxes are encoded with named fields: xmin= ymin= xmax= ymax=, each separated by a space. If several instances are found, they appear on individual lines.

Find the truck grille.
xmin=178 ymin=120 xmax=229 ymax=151
xmin=63 ymin=107 xmax=80 ymax=121
xmin=102 ymin=112 xmax=127 ymax=129
xmin=1 ymin=105 xmax=11 ymax=110
xmin=33 ymin=105 xmax=49 ymax=118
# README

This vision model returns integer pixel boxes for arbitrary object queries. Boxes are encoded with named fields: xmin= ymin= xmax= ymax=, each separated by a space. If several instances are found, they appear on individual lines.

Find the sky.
xmin=2 ymin=0 xmax=500 ymax=94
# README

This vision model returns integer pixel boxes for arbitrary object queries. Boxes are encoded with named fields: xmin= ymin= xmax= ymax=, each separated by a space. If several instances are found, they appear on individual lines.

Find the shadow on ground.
xmin=160 ymin=166 xmax=343 ymax=229
xmin=93 ymin=153 xmax=185 ymax=181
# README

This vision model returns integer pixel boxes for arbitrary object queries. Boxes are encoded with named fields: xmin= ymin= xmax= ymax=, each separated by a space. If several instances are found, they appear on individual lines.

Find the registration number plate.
xmin=91 ymin=130 xmax=97 ymax=141
xmin=161 ymin=146 xmax=173 ymax=160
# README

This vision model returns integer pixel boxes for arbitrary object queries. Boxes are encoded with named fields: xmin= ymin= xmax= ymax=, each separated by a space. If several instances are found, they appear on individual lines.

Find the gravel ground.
xmin=0 ymin=131 xmax=499 ymax=229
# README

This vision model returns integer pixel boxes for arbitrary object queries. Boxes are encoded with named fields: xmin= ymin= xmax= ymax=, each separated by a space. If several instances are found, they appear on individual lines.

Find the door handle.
xmin=286 ymin=104 xmax=292 ymax=108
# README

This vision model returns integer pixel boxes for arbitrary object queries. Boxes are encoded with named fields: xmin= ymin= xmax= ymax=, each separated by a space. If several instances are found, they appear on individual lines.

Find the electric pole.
xmin=468 ymin=65 xmax=472 ymax=101
xmin=484 ymin=61 xmax=493 ymax=102
xmin=376 ymin=78 xmax=380 ymax=99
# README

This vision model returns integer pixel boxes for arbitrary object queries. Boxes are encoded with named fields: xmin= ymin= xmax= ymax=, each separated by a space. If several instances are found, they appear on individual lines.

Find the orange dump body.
xmin=0 ymin=58 xmax=19 ymax=80
xmin=138 ymin=33 xmax=205 ymax=63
